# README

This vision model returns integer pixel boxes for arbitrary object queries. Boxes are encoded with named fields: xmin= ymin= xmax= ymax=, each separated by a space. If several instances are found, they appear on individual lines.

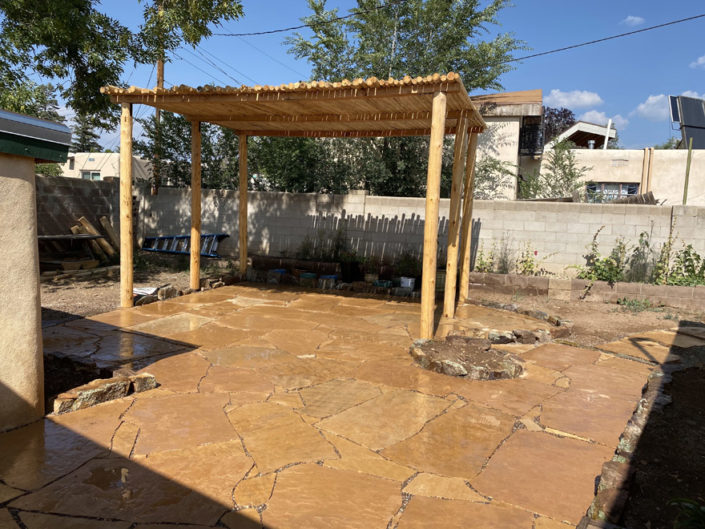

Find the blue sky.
xmin=96 ymin=0 xmax=705 ymax=150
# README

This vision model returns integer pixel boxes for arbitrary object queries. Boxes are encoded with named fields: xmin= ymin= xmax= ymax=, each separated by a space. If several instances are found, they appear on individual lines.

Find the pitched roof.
xmin=101 ymin=72 xmax=486 ymax=138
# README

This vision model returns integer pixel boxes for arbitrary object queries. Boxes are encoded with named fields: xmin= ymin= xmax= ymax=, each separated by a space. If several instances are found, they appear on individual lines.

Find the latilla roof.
xmin=101 ymin=72 xmax=486 ymax=138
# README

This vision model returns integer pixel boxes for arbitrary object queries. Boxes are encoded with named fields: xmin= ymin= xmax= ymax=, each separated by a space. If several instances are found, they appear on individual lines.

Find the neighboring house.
xmin=551 ymin=120 xmax=616 ymax=149
xmin=470 ymin=90 xmax=544 ymax=199
xmin=60 ymin=152 xmax=151 ymax=182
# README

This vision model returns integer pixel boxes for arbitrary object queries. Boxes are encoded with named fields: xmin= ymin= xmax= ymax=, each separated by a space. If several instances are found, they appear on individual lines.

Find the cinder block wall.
xmin=35 ymin=176 xmax=705 ymax=277
xmin=134 ymin=186 xmax=705 ymax=276
xmin=35 ymin=175 xmax=119 ymax=235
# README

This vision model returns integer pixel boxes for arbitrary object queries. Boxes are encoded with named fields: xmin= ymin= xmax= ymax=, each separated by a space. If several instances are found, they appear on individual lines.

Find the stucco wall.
xmin=58 ymin=153 xmax=151 ymax=182
xmin=0 ymin=155 xmax=44 ymax=431
xmin=551 ymin=148 xmax=705 ymax=207
xmin=478 ymin=117 xmax=521 ymax=200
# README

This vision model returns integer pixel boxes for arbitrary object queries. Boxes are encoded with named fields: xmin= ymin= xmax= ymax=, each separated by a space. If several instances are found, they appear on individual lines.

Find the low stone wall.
xmin=467 ymin=272 xmax=705 ymax=311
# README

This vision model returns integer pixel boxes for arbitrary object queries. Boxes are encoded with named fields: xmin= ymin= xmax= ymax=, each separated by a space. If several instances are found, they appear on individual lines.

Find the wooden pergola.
xmin=102 ymin=72 xmax=486 ymax=339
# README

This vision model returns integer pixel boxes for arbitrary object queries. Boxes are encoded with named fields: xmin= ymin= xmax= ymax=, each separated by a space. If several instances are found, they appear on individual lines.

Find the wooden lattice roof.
xmin=101 ymin=72 xmax=486 ymax=138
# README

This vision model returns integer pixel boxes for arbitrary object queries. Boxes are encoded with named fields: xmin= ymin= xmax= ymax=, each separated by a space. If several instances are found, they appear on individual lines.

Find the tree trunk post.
xmin=190 ymin=121 xmax=202 ymax=291
xmin=458 ymin=132 xmax=479 ymax=306
xmin=239 ymin=134 xmax=248 ymax=276
xmin=119 ymin=103 xmax=134 ymax=308
xmin=442 ymin=114 xmax=468 ymax=319
xmin=420 ymin=91 xmax=447 ymax=340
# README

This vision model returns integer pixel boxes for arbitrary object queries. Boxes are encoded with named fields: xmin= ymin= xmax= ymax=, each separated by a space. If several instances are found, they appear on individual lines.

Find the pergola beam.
xmin=238 ymin=134 xmax=248 ymax=276
xmin=442 ymin=115 xmax=469 ymax=319
xmin=119 ymin=103 xmax=134 ymax=308
xmin=420 ymin=91 xmax=447 ymax=340
xmin=458 ymin=132 xmax=480 ymax=306
xmin=190 ymin=121 xmax=202 ymax=291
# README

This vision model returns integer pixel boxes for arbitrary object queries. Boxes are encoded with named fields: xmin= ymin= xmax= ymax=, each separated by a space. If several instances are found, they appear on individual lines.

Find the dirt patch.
xmin=410 ymin=336 xmax=524 ymax=379
xmin=619 ymin=366 xmax=705 ymax=528
xmin=467 ymin=291 xmax=705 ymax=348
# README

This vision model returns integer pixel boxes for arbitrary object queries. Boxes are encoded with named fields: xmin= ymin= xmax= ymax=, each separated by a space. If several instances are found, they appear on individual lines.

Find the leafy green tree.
xmin=135 ymin=111 xmax=238 ymax=189
xmin=266 ymin=0 xmax=523 ymax=197
xmin=0 ymin=0 xmax=243 ymax=128
xmin=473 ymin=156 xmax=515 ymax=199
xmin=654 ymin=136 xmax=679 ymax=149
xmin=538 ymin=140 xmax=590 ymax=199
xmin=70 ymin=113 xmax=103 ymax=153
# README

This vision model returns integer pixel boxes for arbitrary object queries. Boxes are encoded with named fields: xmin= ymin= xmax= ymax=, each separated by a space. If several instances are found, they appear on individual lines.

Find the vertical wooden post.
xmin=239 ymin=134 xmax=248 ymax=276
xmin=683 ymin=137 xmax=693 ymax=205
xmin=119 ymin=103 xmax=134 ymax=308
xmin=442 ymin=115 xmax=468 ymax=318
xmin=646 ymin=147 xmax=655 ymax=192
xmin=420 ymin=91 xmax=447 ymax=340
xmin=458 ymin=132 xmax=479 ymax=306
xmin=190 ymin=121 xmax=202 ymax=291
xmin=640 ymin=148 xmax=649 ymax=192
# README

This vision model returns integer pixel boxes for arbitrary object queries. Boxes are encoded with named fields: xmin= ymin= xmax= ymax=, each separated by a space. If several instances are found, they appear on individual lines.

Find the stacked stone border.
xmin=468 ymin=271 xmax=705 ymax=312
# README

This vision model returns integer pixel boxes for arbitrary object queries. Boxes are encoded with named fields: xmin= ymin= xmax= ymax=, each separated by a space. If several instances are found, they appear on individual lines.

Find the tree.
xmin=542 ymin=107 xmax=576 ymax=143
xmin=134 ymin=111 xmax=238 ymax=188
xmin=654 ymin=136 xmax=680 ymax=149
xmin=275 ymin=0 xmax=524 ymax=197
xmin=0 ymin=0 xmax=243 ymax=129
xmin=70 ymin=114 xmax=103 ymax=153
xmin=473 ymin=156 xmax=515 ymax=199
xmin=537 ymin=140 xmax=590 ymax=199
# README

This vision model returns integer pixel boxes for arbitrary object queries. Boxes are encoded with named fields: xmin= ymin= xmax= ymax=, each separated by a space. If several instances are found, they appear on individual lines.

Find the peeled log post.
xmin=442 ymin=114 xmax=468 ymax=319
xmin=239 ymin=134 xmax=248 ymax=276
xmin=190 ymin=121 xmax=202 ymax=291
xmin=119 ymin=103 xmax=134 ymax=308
xmin=457 ymin=132 xmax=479 ymax=306
xmin=420 ymin=91 xmax=447 ymax=340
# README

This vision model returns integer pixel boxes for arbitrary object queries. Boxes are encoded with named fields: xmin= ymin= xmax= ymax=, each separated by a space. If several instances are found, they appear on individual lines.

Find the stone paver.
xmin=397 ymin=496 xmax=534 ymax=528
xmin=4 ymin=286 xmax=668 ymax=527
xmin=473 ymin=431 xmax=614 ymax=524
xmin=262 ymin=464 xmax=402 ymax=529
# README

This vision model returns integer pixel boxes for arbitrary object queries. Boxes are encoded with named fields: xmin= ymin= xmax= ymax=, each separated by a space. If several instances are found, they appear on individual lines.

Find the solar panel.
xmin=670 ymin=96 xmax=680 ymax=123
xmin=670 ymin=95 xmax=705 ymax=148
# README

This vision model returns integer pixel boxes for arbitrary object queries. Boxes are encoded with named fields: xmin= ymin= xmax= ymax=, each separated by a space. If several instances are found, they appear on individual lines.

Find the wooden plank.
xmin=185 ymin=109 xmax=465 ymax=124
xmin=420 ymin=91 xmax=447 ymax=340
xmin=99 ymin=216 xmax=120 ymax=252
xmin=442 ymin=115 xmax=468 ymax=319
xmin=219 ymin=126 xmax=482 ymax=138
xmin=190 ymin=121 xmax=202 ymax=291
xmin=239 ymin=134 xmax=248 ymax=276
xmin=458 ymin=132 xmax=479 ymax=306
xmin=77 ymin=216 xmax=116 ymax=257
xmin=71 ymin=225 xmax=108 ymax=262
xmin=119 ymin=103 xmax=134 ymax=308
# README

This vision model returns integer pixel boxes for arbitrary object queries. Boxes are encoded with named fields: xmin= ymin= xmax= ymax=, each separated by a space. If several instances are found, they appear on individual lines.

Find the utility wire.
xmin=196 ymin=45 xmax=260 ymax=85
xmin=236 ymin=36 xmax=308 ymax=79
xmin=213 ymin=0 xmax=406 ymax=37
xmin=181 ymin=46 xmax=243 ymax=85
xmin=507 ymin=13 xmax=705 ymax=63
xmin=171 ymin=51 xmax=228 ymax=85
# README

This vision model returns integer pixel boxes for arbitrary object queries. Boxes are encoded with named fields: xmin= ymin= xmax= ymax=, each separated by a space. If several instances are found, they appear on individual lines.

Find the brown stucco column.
xmin=0 ymin=154 xmax=44 ymax=431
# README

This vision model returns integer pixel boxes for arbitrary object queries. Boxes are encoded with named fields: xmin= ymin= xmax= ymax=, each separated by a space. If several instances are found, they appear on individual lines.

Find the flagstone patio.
xmin=1 ymin=285 xmax=694 ymax=528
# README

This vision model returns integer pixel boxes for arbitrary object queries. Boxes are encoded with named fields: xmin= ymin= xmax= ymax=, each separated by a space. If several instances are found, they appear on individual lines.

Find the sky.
xmin=93 ymin=0 xmax=705 ymax=150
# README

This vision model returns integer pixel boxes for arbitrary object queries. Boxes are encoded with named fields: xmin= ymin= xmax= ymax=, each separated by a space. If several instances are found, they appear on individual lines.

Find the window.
xmin=81 ymin=171 xmax=101 ymax=181
xmin=587 ymin=182 xmax=639 ymax=202
xmin=68 ymin=157 xmax=75 ymax=170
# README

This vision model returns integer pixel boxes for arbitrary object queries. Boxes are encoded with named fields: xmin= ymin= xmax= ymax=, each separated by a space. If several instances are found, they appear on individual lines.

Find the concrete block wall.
xmin=35 ymin=176 xmax=705 ymax=278
xmin=35 ymin=175 xmax=119 ymax=235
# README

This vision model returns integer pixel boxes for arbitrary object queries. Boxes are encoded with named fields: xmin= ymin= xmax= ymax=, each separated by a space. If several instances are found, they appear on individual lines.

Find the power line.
xmin=196 ymin=44 xmax=260 ymax=85
xmin=181 ymin=46 xmax=243 ymax=85
xmin=237 ymin=36 xmax=308 ymax=79
xmin=171 ymin=51 xmax=228 ymax=85
xmin=213 ymin=0 xmax=406 ymax=37
xmin=508 ymin=13 xmax=705 ymax=63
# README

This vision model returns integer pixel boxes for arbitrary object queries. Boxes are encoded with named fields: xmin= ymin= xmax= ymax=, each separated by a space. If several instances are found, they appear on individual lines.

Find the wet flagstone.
xmin=126 ymin=393 xmax=235 ymax=455
xmin=473 ymin=431 xmax=614 ymax=524
xmin=262 ymin=464 xmax=402 ymax=529
xmin=382 ymin=402 xmax=515 ymax=478
xmin=397 ymin=496 xmax=534 ymax=528
xmin=317 ymin=389 xmax=451 ymax=450
xmin=14 ymin=286 xmax=671 ymax=526
xmin=19 ymin=512 xmax=131 ymax=529
xmin=0 ymin=510 xmax=15 ymax=529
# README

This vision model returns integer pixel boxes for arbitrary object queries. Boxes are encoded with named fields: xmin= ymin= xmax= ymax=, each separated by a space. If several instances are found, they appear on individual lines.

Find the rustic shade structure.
xmin=102 ymin=72 xmax=486 ymax=339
